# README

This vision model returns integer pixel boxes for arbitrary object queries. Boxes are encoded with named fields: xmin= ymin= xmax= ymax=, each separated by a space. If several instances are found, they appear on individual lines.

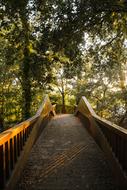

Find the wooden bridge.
xmin=0 ymin=96 xmax=127 ymax=190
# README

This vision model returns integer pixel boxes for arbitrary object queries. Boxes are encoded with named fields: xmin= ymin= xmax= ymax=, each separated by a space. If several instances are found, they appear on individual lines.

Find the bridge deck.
xmin=15 ymin=114 xmax=118 ymax=190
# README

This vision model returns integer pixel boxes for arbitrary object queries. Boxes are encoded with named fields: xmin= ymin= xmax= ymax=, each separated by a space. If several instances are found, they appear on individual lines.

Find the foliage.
xmin=0 ymin=0 xmax=127 ymax=130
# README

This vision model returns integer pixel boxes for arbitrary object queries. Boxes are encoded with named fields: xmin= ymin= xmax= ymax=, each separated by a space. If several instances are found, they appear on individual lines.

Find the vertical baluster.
xmin=23 ymin=129 xmax=25 ymax=145
xmin=28 ymin=126 xmax=30 ymax=136
xmin=25 ymin=128 xmax=27 ymax=141
xmin=5 ymin=141 xmax=10 ymax=180
xmin=26 ymin=127 xmax=28 ymax=138
xmin=27 ymin=127 xmax=29 ymax=137
xmin=10 ymin=138 xmax=14 ymax=170
xmin=117 ymin=136 xmax=120 ymax=162
xmin=107 ymin=130 xmax=111 ymax=145
xmin=17 ymin=134 xmax=20 ymax=156
xmin=119 ymin=138 xmax=126 ymax=173
xmin=104 ymin=128 xmax=108 ymax=142
xmin=124 ymin=140 xmax=127 ymax=173
xmin=114 ymin=134 xmax=118 ymax=158
xmin=30 ymin=124 xmax=32 ymax=132
xmin=0 ymin=145 xmax=5 ymax=189
xmin=113 ymin=133 xmax=116 ymax=152
xmin=107 ymin=129 xmax=110 ymax=141
xmin=122 ymin=140 xmax=125 ymax=170
xmin=111 ymin=133 xmax=115 ymax=152
xmin=20 ymin=132 xmax=23 ymax=151
xmin=14 ymin=136 xmax=17 ymax=163
xmin=111 ymin=132 xmax=113 ymax=145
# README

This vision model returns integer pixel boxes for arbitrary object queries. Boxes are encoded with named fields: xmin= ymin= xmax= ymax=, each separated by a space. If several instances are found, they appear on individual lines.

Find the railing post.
xmin=10 ymin=138 xmax=14 ymax=170
xmin=14 ymin=136 xmax=17 ymax=163
xmin=0 ymin=145 xmax=5 ymax=189
xmin=5 ymin=141 xmax=10 ymax=180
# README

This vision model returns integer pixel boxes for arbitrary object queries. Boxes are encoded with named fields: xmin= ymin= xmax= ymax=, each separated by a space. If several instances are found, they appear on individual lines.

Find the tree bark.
xmin=21 ymin=50 xmax=31 ymax=119
xmin=61 ymin=92 xmax=66 ymax=113
xmin=20 ymin=13 xmax=31 ymax=120
xmin=0 ymin=113 xmax=4 ymax=131
xmin=0 ymin=86 xmax=5 ymax=131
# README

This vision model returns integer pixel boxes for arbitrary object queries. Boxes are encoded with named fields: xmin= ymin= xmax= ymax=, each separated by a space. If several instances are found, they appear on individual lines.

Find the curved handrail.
xmin=76 ymin=96 xmax=127 ymax=136
xmin=0 ymin=95 xmax=55 ymax=146
xmin=75 ymin=96 xmax=127 ymax=188
xmin=0 ymin=95 xmax=55 ymax=190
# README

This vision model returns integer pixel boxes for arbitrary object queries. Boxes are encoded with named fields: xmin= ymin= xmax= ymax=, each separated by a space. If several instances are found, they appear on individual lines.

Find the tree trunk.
xmin=22 ymin=50 xmax=31 ymax=119
xmin=0 ymin=114 xmax=4 ymax=132
xmin=0 ymin=87 xmax=4 ymax=131
xmin=20 ymin=13 xmax=31 ymax=120
xmin=61 ymin=92 xmax=66 ymax=113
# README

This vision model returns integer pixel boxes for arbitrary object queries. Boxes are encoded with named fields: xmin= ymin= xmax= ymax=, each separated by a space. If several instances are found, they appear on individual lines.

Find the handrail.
xmin=0 ymin=95 xmax=55 ymax=190
xmin=75 ymin=96 xmax=127 ymax=188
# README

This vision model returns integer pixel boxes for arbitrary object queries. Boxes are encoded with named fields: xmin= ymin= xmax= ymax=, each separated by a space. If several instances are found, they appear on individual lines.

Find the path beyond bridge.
xmin=15 ymin=114 xmax=118 ymax=190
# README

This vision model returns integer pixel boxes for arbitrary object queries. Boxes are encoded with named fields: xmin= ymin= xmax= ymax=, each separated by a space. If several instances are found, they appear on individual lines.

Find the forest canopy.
xmin=0 ymin=0 xmax=127 ymax=130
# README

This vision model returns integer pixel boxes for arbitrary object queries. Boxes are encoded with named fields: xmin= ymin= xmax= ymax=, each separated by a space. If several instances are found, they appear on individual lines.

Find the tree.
xmin=1 ymin=0 xmax=127 ymax=130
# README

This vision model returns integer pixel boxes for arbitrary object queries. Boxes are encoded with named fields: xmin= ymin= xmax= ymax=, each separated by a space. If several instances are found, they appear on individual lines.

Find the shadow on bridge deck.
xmin=15 ymin=114 xmax=118 ymax=190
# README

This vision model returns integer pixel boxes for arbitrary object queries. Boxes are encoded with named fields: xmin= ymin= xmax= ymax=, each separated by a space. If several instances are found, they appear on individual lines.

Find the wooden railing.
xmin=0 ymin=95 xmax=55 ymax=190
xmin=75 ymin=96 xmax=127 ymax=188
